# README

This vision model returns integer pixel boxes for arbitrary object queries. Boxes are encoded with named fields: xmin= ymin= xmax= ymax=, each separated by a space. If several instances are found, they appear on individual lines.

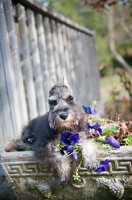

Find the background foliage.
xmin=37 ymin=0 xmax=132 ymax=120
xmin=38 ymin=0 xmax=132 ymax=76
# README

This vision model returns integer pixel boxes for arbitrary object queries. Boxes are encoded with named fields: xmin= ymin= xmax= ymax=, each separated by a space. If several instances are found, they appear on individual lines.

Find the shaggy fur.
xmin=21 ymin=84 xmax=98 ymax=180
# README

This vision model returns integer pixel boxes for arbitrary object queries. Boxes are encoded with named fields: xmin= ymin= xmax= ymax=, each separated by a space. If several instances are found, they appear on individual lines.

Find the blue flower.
xmin=86 ymin=122 xmax=102 ymax=135
xmin=93 ymin=123 xmax=102 ymax=135
xmin=104 ymin=136 xmax=120 ymax=149
xmin=87 ymin=122 xmax=96 ymax=129
xmin=82 ymin=106 xmax=97 ymax=115
xmin=95 ymin=159 xmax=109 ymax=173
xmin=61 ymin=132 xmax=80 ymax=146
xmin=60 ymin=146 xmax=78 ymax=160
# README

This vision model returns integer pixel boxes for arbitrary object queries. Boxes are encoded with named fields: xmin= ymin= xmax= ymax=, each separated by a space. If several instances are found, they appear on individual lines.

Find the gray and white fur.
xmin=21 ymin=80 xmax=98 ymax=181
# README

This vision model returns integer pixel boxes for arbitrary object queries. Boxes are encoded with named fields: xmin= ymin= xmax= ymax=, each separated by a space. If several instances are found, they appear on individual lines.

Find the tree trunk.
xmin=107 ymin=8 xmax=132 ymax=75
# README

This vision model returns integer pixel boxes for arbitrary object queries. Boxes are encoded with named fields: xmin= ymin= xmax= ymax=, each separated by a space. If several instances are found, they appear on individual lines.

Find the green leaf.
xmin=90 ymin=116 xmax=105 ymax=125
xmin=73 ymin=173 xmax=81 ymax=181
xmin=56 ymin=143 xmax=64 ymax=151
xmin=91 ymin=100 xmax=98 ymax=108
xmin=103 ymin=126 xmax=118 ymax=136
xmin=98 ymin=143 xmax=112 ymax=150
xmin=96 ymin=136 xmax=104 ymax=142
xmin=123 ymin=136 xmax=132 ymax=146
xmin=64 ymin=150 xmax=69 ymax=156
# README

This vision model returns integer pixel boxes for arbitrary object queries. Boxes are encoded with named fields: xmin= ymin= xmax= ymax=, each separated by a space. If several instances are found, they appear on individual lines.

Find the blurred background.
xmin=37 ymin=0 xmax=132 ymax=121
xmin=0 ymin=0 xmax=132 ymax=200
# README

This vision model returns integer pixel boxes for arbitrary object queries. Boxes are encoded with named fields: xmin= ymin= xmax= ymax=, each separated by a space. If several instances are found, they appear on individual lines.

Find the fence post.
xmin=50 ymin=20 xmax=62 ymax=82
xmin=0 ymin=1 xmax=22 ymax=138
xmin=17 ymin=4 xmax=38 ymax=119
xmin=36 ymin=14 xmax=49 ymax=109
xmin=43 ymin=17 xmax=56 ymax=83
xmin=0 ymin=48 xmax=14 ymax=142
xmin=4 ymin=0 xmax=28 ymax=125
xmin=27 ymin=9 xmax=46 ymax=115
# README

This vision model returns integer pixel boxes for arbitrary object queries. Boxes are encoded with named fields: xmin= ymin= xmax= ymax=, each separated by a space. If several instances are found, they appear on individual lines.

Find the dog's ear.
xmin=49 ymin=78 xmax=55 ymax=90
xmin=63 ymin=77 xmax=73 ymax=92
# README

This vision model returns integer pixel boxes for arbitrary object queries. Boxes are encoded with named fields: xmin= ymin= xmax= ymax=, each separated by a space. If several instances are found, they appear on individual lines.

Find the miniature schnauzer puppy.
xmin=21 ymin=79 xmax=98 ymax=181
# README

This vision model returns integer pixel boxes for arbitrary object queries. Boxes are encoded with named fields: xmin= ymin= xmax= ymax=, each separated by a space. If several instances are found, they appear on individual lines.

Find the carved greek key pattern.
xmin=2 ymin=157 xmax=132 ymax=177
xmin=80 ymin=157 xmax=132 ymax=176
xmin=1 ymin=161 xmax=54 ymax=177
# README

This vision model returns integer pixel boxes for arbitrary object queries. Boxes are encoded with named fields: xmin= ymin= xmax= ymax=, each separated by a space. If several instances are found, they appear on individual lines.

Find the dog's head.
xmin=48 ymin=79 xmax=83 ymax=132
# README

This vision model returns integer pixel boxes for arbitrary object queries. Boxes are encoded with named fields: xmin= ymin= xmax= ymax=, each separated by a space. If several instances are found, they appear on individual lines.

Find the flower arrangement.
xmin=56 ymin=100 xmax=132 ymax=182
xmin=56 ymin=131 xmax=83 ymax=181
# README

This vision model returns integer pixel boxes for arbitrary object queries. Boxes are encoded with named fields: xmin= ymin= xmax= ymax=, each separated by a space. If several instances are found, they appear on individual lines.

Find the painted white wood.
xmin=17 ymin=0 xmax=95 ymax=36
xmin=61 ymin=24 xmax=72 ymax=86
xmin=50 ymin=20 xmax=62 ymax=83
xmin=65 ymin=27 xmax=76 ymax=97
xmin=82 ymin=33 xmax=92 ymax=105
xmin=91 ymin=37 xmax=100 ymax=100
xmin=71 ymin=30 xmax=87 ymax=106
xmin=80 ymin=32 xmax=91 ymax=105
xmin=17 ymin=4 xmax=38 ymax=119
xmin=0 ymin=47 xmax=14 ymax=142
xmin=88 ymin=36 xmax=97 ymax=102
xmin=27 ymin=10 xmax=46 ymax=115
xmin=84 ymin=34 xmax=93 ymax=104
xmin=0 ymin=0 xmax=99 ymax=143
xmin=0 ymin=2 xmax=22 ymax=138
xmin=36 ymin=14 xmax=49 ymax=109
xmin=56 ymin=22 xmax=67 ymax=80
xmin=43 ymin=17 xmax=56 ymax=83
xmin=4 ymin=0 xmax=28 ymax=125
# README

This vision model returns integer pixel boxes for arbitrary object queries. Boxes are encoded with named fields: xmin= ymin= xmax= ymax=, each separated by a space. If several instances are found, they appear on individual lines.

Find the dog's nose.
xmin=59 ymin=113 xmax=68 ymax=120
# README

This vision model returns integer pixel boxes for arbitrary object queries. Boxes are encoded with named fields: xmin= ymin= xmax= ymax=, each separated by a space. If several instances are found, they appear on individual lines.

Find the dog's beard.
xmin=48 ymin=112 xmax=81 ymax=132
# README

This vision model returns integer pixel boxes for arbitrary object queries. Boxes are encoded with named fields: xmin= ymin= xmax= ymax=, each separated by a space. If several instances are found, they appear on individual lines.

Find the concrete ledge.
xmin=1 ymin=146 xmax=132 ymax=199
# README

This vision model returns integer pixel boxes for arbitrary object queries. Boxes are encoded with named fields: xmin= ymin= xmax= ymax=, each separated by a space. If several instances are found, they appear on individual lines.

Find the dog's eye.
xmin=49 ymin=100 xmax=57 ymax=106
xmin=67 ymin=95 xmax=74 ymax=102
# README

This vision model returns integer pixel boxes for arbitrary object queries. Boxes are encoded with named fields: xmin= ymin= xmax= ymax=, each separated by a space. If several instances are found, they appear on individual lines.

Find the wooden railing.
xmin=0 ymin=0 xmax=100 ymax=142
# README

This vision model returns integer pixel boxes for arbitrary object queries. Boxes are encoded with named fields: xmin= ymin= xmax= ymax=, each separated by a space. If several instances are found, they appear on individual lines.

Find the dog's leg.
xmin=5 ymin=124 xmax=34 ymax=152
xmin=35 ymin=143 xmax=72 ymax=182
xmin=52 ymin=152 xmax=71 ymax=181
xmin=15 ymin=124 xmax=34 ymax=151
xmin=79 ymin=138 xmax=99 ymax=171
xmin=21 ymin=124 xmax=34 ymax=144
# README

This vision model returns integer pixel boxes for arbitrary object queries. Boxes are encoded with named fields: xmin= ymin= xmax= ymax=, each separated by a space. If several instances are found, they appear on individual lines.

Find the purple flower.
xmin=61 ymin=132 xmax=80 ymax=146
xmin=87 ymin=122 xmax=96 ymax=129
xmin=82 ymin=106 xmax=97 ymax=115
xmin=104 ymin=136 xmax=120 ymax=149
xmin=93 ymin=123 xmax=102 ymax=135
xmin=95 ymin=159 xmax=109 ymax=173
xmin=86 ymin=122 xmax=102 ymax=135
xmin=60 ymin=146 xmax=78 ymax=160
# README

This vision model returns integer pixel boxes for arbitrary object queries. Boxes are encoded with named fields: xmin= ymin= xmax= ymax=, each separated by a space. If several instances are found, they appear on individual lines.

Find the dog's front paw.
xmin=84 ymin=158 xmax=99 ymax=172
xmin=60 ymin=175 xmax=70 ymax=184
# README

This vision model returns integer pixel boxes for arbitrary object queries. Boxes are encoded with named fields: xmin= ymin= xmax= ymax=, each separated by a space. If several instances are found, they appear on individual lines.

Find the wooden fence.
xmin=0 ymin=0 xmax=100 ymax=143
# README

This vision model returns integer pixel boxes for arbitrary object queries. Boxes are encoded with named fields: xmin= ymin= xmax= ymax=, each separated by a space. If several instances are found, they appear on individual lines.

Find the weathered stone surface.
xmin=1 ymin=146 xmax=132 ymax=199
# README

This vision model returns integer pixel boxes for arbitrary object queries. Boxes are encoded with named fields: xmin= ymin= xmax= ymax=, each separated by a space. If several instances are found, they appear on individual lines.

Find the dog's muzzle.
xmin=59 ymin=112 xmax=68 ymax=120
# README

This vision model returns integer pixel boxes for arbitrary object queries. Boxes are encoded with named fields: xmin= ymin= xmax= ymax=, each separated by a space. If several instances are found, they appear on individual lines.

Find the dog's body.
xmin=21 ymin=83 xmax=98 ymax=180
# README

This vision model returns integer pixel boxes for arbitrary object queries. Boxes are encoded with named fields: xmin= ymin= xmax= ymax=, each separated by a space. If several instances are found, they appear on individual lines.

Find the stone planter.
xmin=1 ymin=146 xmax=132 ymax=200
